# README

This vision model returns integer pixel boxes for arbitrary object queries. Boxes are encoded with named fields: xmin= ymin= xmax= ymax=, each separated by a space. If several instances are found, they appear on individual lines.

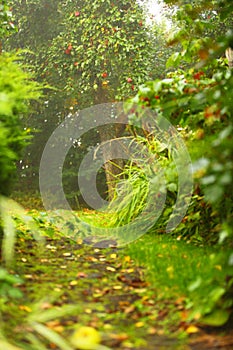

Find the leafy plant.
xmin=0 ymin=196 xmax=44 ymax=266
xmin=0 ymin=51 xmax=41 ymax=196
xmin=0 ymin=50 xmax=42 ymax=263
xmin=0 ymin=0 xmax=17 ymax=41
xmin=0 ymin=267 xmax=22 ymax=299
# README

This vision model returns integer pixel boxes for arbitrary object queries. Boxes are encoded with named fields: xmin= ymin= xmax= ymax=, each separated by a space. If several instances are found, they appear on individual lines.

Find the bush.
xmin=0 ymin=51 xmax=42 ymax=249
xmin=0 ymin=52 xmax=41 ymax=196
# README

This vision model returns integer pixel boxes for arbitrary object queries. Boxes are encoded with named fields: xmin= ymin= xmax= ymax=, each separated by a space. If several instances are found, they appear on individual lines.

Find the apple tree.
xmin=43 ymin=0 xmax=157 ymax=199
xmin=7 ymin=0 xmax=159 ymax=201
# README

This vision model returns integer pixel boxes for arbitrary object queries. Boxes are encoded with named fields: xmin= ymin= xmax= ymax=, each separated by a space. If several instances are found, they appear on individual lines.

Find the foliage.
xmin=124 ymin=233 xmax=232 ymax=326
xmin=0 ymin=196 xmax=44 ymax=266
xmin=107 ymin=134 xmax=178 ymax=230
xmin=0 ymin=49 xmax=42 ymax=250
xmin=118 ymin=0 xmax=233 ymax=325
xmin=6 ymin=0 xmax=164 ymax=200
xmin=0 ymin=0 xmax=17 ymax=42
xmin=41 ymin=0 xmax=155 ymax=105
xmin=0 ymin=267 xmax=22 ymax=299
xmin=0 ymin=51 xmax=41 ymax=196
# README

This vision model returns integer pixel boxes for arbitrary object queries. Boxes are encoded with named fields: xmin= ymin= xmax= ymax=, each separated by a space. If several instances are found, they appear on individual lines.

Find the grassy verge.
xmin=120 ymin=233 xmax=231 ymax=326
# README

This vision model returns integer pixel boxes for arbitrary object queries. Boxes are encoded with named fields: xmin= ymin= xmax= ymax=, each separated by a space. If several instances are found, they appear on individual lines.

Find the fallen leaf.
xmin=70 ymin=280 xmax=78 ymax=286
xmin=77 ymin=272 xmax=87 ymax=278
xmin=70 ymin=326 xmax=101 ymax=350
xmin=113 ymin=285 xmax=122 ymax=290
xmin=76 ymin=238 xmax=83 ymax=244
xmin=124 ymin=305 xmax=135 ymax=314
xmin=40 ymin=302 xmax=53 ymax=310
xmin=147 ymin=327 xmax=157 ymax=335
xmin=186 ymin=325 xmax=200 ymax=334
xmin=63 ymin=252 xmax=72 ymax=257
xmin=124 ymin=256 xmax=131 ymax=262
xmin=84 ymin=308 xmax=92 ymax=314
xmin=19 ymin=305 xmax=32 ymax=312
xmin=106 ymin=266 xmax=116 ymax=272
xmin=109 ymin=333 xmax=129 ymax=341
xmin=46 ymin=320 xmax=64 ymax=333
xmin=135 ymin=321 xmax=144 ymax=328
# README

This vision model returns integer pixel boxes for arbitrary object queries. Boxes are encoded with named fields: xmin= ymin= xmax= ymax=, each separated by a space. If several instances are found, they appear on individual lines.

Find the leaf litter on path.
xmin=2 ymin=235 xmax=232 ymax=350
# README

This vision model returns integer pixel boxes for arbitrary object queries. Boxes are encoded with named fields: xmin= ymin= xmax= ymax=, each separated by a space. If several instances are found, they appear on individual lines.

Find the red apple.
xmin=127 ymin=77 xmax=133 ymax=83
xmin=68 ymin=44 xmax=73 ymax=50
xmin=102 ymin=72 xmax=108 ymax=78
xmin=75 ymin=11 xmax=80 ymax=17
xmin=65 ymin=49 xmax=71 ymax=55
xmin=74 ymin=62 xmax=79 ymax=66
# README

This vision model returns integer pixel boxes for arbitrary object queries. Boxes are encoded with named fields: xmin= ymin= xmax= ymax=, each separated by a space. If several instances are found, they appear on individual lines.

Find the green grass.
xmin=120 ymin=232 xmax=230 ymax=323
xmin=122 ymin=234 xmax=217 ymax=292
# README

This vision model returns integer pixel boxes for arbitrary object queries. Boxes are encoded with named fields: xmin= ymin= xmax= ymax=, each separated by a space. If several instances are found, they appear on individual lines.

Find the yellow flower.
xmin=70 ymin=326 xmax=101 ymax=349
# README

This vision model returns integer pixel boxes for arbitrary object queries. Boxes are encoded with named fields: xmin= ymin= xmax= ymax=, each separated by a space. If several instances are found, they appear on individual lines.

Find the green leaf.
xmin=0 ymin=196 xmax=17 ymax=266
xmin=0 ymin=339 xmax=22 ymax=350
xmin=188 ymin=276 xmax=202 ymax=292
xmin=166 ymin=52 xmax=181 ymax=68
xmin=28 ymin=304 xmax=80 ymax=323
xmin=32 ymin=322 xmax=73 ymax=350
xmin=201 ymin=309 xmax=230 ymax=327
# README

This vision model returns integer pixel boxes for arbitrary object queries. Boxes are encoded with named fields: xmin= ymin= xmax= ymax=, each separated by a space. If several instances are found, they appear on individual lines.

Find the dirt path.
xmin=3 ymin=237 xmax=232 ymax=350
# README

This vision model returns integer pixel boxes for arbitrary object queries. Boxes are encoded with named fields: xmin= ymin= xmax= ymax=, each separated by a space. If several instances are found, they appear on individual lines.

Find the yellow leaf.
xmin=125 ymin=268 xmax=134 ymax=273
xmin=63 ymin=252 xmax=72 ymax=257
xmin=85 ymin=308 xmax=92 ymax=314
xmin=19 ymin=305 xmax=32 ymax=313
xmin=124 ymin=256 xmax=131 ymax=262
xmin=70 ymin=326 xmax=101 ymax=350
xmin=135 ymin=322 xmax=144 ymax=328
xmin=70 ymin=280 xmax=78 ymax=286
xmin=113 ymin=285 xmax=122 ymax=290
xmin=186 ymin=325 xmax=199 ymax=334
xmin=103 ymin=324 xmax=113 ymax=330
xmin=110 ymin=253 xmax=117 ymax=259
xmin=106 ymin=266 xmax=116 ymax=272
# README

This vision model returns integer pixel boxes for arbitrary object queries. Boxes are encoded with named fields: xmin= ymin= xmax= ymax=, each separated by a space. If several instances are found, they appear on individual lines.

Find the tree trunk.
xmin=99 ymin=125 xmax=125 ymax=201
xmin=95 ymin=86 xmax=126 ymax=201
xmin=225 ymin=47 xmax=233 ymax=67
